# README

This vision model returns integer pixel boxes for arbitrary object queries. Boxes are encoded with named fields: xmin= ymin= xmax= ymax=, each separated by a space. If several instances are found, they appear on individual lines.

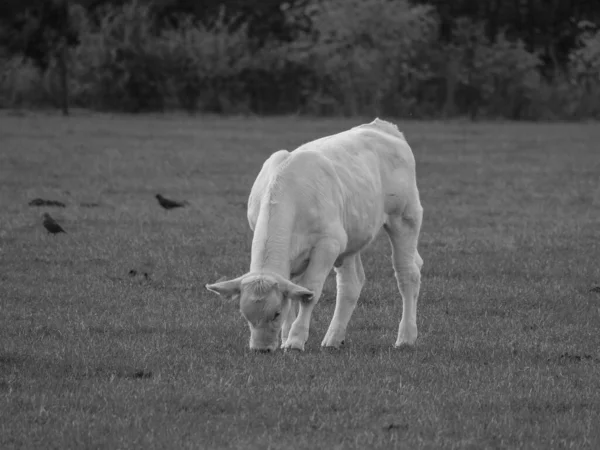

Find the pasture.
xmin=0 ymin=112 xmax=599 ymax=449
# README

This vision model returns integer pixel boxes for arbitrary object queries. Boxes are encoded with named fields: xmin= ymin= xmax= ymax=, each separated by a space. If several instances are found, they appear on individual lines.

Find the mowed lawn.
xmin=1 ymin=112 xmax=599 ymax=449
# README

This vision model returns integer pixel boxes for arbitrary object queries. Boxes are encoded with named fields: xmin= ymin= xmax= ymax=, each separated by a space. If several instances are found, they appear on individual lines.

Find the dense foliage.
xmin=1 ymin=0 xmax=599 ymax=119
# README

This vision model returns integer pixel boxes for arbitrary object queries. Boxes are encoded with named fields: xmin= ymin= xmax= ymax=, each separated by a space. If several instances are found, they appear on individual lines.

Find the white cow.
xmin=206 ymin=118 xmax=423 ymax=352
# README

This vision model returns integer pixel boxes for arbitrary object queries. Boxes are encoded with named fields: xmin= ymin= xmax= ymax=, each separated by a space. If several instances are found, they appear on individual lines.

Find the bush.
xmin=288 ymin=0 xmax=438 ymax=116
xmin=3 ymin=0 xmax=599 ymax=120
xmin=159 ymin=9 xmax=252 ymax=113
xmin=70 ymin=0 xmax=167 ymax=112
xmin=0 ymin=55 xmax=47 ymax=108
xmin=441 ymin=18 xmax=541 ymax=120
xmin=567 ymin=23 xmax=600 ymax=118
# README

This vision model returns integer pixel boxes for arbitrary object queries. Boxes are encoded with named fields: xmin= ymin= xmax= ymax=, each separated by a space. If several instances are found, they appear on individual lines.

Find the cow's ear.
xmin=205 ymin=276 xmax=243 ymax=301
xmin=283 ymin=281 xmax=314 ymax=303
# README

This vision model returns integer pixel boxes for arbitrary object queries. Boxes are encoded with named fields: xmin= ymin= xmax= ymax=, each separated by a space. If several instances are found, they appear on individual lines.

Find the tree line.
xmin=1 ymin=0 xmax=599 ymax=119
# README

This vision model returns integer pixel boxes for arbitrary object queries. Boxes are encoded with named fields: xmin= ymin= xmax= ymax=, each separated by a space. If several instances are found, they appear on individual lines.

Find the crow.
xmin=155 ymin=194 xmax=188 ymax=210
xmin=29 ymin=198 xmax=66 ymax=207
xmin=42 ymin=213 xmax=66 ymax=234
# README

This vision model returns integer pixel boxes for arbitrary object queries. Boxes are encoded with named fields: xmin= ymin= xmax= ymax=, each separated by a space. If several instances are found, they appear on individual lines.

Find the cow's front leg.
xmin=283 ymin=239 xmax=341 ymax=351
xmin=280 ymin=298 xmax=297 ymax=348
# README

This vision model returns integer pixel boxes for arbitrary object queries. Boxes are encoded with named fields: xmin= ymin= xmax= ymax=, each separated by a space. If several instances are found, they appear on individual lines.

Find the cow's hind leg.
xmin=384 ymin=209 xmax=423 ymax=347
xmin=321 ymin=253 xmax=365 ymax=348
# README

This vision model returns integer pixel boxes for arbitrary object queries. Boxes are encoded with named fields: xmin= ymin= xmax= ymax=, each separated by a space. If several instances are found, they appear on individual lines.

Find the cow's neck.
xmin=250 ymin=198 xmax=295 ymax=278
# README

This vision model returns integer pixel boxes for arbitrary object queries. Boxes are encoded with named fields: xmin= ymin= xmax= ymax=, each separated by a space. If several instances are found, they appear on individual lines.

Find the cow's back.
xmin=289 ymin=119 xmax=419 ymax=253
xmin=295 ymin=119 xmax=417 ymax=207
xmin=294 ymin=119 xmax=416 ymax=201
xmin=248 ymin=119 xmax=420 ymax=257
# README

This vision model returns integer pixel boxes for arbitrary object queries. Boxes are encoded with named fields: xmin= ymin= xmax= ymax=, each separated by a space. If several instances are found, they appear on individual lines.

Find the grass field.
xmin=1 ymin=112 xmax=599 ymax=449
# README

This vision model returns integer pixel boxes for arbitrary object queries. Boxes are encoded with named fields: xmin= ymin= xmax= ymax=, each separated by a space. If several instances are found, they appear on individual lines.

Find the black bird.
xmin=29 ymin=198 xmax=66 ymax=207
xmin=42 ymin=213 xmax=66 ymax=234
xmin=155 ymin=194 xmax=188 ymax=210
xmin=590 ymin=286 xmax=600 ymax=293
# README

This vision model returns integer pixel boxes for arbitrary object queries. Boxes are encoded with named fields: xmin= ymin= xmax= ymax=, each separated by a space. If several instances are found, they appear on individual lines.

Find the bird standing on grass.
xmin=155 ymin=194 xmax=188 ymax=210
xmin=42 ymin=213 xmax=66 ymax=234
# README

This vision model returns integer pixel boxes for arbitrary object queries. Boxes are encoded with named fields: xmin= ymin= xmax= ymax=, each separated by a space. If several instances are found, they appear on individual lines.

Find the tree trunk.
xmin=58 ymin=38 xmax=69 ymax=116
xmin=443 ymin=57 xmax=458 ymax=118
xmin=527 ymin=0 xmax=535 ymax=53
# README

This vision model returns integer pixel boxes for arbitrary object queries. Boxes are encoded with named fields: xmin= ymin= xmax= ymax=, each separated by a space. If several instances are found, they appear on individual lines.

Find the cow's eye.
xmin=273 ymin=311 xmax=281 ymax=320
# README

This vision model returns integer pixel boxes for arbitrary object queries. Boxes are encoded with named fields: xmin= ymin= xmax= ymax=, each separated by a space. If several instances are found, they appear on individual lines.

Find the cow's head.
xmin=205 ymin=272 xmax=313 ymax=352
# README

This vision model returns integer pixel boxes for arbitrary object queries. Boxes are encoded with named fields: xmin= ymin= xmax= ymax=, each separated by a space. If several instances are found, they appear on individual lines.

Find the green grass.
xmin=1 ymin=111 xmax=599 ymax=449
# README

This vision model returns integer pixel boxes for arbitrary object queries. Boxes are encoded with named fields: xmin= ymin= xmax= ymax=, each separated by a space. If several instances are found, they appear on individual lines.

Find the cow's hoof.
xmin=321 ymin=337 xmax=345 ymax=349
xmin=394 ymin=340 xmax=416 ymax=351
xmin=393 ymin=344 xmax=416 ymax=354
xmin=284 ymin=347 xmax=303 ymax=354
xmin=321 ymin=328 xmax=347 ymax=349
xmin=282 ymin=337 xmax=305 ymax=351
xmin=321 ymin=344 xmax=344 ymax=352
xmin=395 ymin=324 xmax=417 ymax=347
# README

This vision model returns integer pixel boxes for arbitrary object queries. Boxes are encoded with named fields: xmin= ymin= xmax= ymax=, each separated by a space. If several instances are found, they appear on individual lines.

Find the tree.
xmin=0 ymin=0 xmax=78 ymax=114
xmin=411 ymin=0 xmax=600 ymax=75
